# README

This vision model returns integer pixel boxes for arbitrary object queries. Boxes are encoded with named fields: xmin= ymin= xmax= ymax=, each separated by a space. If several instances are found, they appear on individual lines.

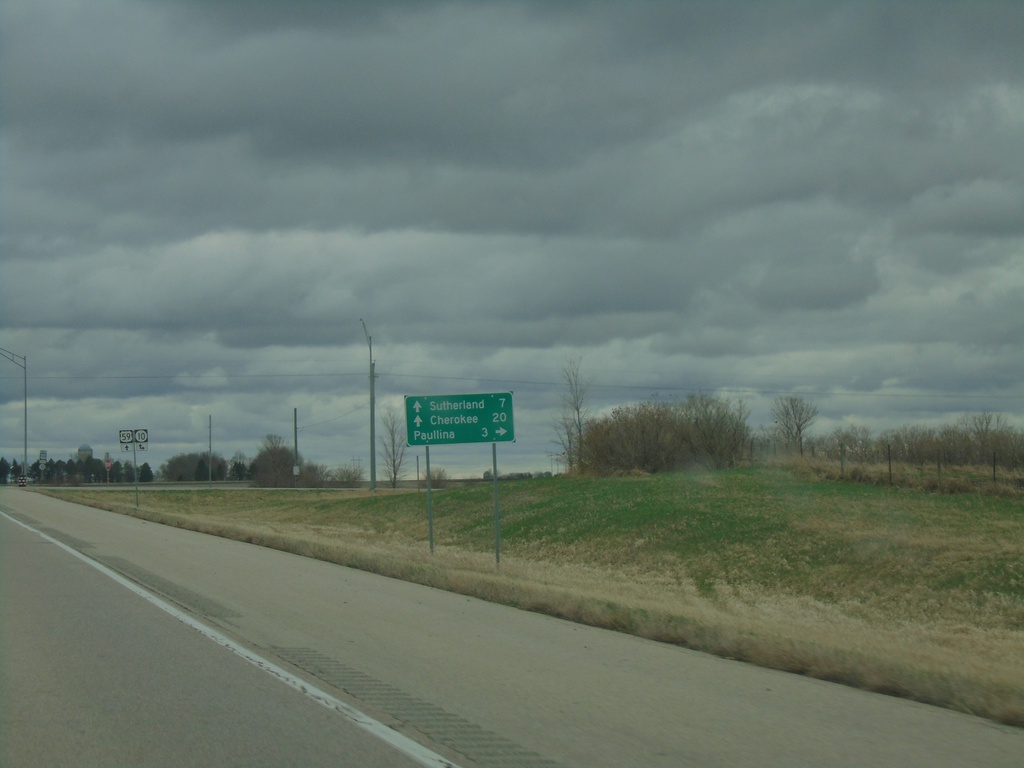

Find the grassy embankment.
xmin=40 ymin=465 xmax=1024 ymax=726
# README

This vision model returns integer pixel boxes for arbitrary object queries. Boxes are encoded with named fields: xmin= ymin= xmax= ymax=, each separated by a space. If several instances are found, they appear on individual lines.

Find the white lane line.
xmin=2 ymin=510 xmax=463 ymax=768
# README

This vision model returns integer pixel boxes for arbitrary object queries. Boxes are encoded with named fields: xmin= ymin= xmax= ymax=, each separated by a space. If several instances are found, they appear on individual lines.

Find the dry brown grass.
xmin=788 ymin=455 xmax=1024 ymax=497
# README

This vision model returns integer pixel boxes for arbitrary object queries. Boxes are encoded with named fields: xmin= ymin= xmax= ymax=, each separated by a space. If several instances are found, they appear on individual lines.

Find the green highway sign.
xmin=405 ymin=392 xmax=514 ymax=446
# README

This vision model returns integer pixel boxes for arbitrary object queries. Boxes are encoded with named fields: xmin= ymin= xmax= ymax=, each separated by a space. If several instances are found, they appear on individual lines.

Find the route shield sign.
xmin=119 ymin=428 xmax=149 ymax=451
xmin=405 ymin=392 xmax=514 ymax=446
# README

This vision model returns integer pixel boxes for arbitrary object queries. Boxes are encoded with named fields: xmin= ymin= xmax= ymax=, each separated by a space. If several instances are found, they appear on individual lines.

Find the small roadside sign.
xmin=405 ymin=391 xmax=516 ymax=565
xmin=117 ymin=428 xmax=149 ymax=508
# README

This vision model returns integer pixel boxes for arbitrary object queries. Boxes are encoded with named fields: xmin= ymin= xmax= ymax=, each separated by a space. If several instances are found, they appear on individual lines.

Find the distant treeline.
xmin=0 ymin=455 xmax=154 ymax=484
xmin=574 ymin=395 xmax=1022 ymax=476
xmin=12 ymin=400 xmax=1017 ymax=487
xmin=803 ymin=412 xmax=1024 ymax=470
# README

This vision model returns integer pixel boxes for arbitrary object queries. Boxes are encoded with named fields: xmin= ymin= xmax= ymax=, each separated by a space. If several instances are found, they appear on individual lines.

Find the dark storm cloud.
xmin=4 ymin=0 xmax=1021 ymax=267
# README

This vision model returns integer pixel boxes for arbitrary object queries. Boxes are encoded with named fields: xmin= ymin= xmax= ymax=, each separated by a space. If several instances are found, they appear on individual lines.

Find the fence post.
xmin=840 ymin=444 xmax=846 ymax=478
xmin=888 ymin=443 xmax=892 ymax=485
xmin=993 ymin=451 xmax=997 ymax=483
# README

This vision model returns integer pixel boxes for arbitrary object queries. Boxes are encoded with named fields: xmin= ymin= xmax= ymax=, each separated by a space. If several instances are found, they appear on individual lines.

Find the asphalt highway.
xmin=2 ymin=488 xmax=1021 ymax=767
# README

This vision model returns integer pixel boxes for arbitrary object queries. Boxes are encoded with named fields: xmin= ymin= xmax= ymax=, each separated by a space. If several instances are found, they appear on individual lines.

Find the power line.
xmin=380 ymin=373 xmax=1022 ymax=402
xmin=2 ymin=371 xmax=1020 ymax=402
xmin=297 ymin=406 xmax=365 ymax=431
xmin=8 ymin=372 xmax=365 ymax=381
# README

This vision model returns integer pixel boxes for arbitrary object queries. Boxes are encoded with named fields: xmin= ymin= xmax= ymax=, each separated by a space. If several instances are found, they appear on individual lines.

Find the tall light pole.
xmin=360 ymin=320 xmax=377 ymax=490
xmin=0 ymin=348 xmax=27 ymax=479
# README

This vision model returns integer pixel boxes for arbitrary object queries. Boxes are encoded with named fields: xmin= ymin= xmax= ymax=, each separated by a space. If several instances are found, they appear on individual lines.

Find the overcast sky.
xmin=2 ymin=0 xmax=1023 ymax=478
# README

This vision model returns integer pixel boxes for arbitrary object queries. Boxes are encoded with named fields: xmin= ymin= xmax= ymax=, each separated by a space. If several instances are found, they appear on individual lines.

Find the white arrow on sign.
xmin=414 ymin=415 xmax=423 ymax=427
xmin=413 ymin=401 xmax=423 ymax=412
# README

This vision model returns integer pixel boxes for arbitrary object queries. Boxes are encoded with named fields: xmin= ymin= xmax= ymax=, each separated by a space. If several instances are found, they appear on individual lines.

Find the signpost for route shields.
xmin=119 ymin=428 xmax=148 ymax=508
xmin=405 ymin=392 xmax=514 ymax=564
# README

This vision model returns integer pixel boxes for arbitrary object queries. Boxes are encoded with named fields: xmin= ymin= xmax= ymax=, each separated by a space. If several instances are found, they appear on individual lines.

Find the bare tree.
xmin=333 ymin=459 xmax=365 ymax=488
xmin=378 ymin=406 xmax=407 ymax=488
xmin=427 ymin=465 xmax=449 ymax=488
xmin=299 ymin=461 xmax=332 ymax=488
xmin=583 ymin=399 xmax=681 ymax=475
xmin=679 ymin=394 xmax=751 ymax=469
xmin=771 ymin=396 xmax=818 ymax=456
xmin=956 ymin=411 xmax=1007 ymax=465
xmin=229 ymin=451 xmax=250 ymax=481
xmin=553 ymin=356 xmax=591 ymax=474
xmin=250 ymin=434 xmax=295 ymax=487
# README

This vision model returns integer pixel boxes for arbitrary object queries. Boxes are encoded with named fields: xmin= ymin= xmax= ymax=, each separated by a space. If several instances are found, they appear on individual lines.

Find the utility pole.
xmin=293 ymin=407 xmax=299 ymax=488
xmin=360 ymin=320 xmax=377 ymax=490
xmin=0 ymin=348 xmax=27 ymax=475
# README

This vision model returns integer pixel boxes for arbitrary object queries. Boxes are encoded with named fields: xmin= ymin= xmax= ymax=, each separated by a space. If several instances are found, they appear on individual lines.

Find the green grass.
xmin=38 ymin=466 xmax=1024 ymax=726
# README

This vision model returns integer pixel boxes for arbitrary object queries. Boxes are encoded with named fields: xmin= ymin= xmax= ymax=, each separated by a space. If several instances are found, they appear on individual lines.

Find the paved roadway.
xmin=0 ymin=495 xmax=437 ymax=768
xmin=2 ymin=488 xmax=1021 ymax=767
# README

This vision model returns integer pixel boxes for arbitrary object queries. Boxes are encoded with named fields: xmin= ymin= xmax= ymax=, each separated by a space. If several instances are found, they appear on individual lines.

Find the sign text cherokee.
xmin=430 ymin=413 xmax=479 ymax=425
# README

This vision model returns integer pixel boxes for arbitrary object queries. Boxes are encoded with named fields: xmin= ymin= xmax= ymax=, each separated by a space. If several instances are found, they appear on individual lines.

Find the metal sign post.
xmin=119 ymin=429 xmax=148 ymax=508
xmin=425 ymin=445 xmax=434 ymax=554
xmin=493 ymin=443 xmax=500 ymax=565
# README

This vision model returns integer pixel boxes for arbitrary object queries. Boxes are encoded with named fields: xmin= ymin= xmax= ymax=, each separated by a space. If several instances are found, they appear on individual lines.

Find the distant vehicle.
xmin=17 ymin=475 xmax=28 ymax=487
